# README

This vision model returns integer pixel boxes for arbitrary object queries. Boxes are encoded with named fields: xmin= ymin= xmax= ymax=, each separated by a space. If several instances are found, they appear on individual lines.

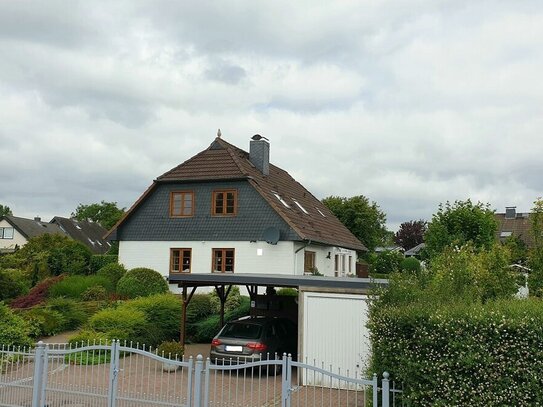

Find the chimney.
xmin=505 ymin=207 xmax=516 ymax=219
xmin=249 ymin=134 xmax=270 ymax=175
xmin=34 ymin=216 xmax=41 ymax=222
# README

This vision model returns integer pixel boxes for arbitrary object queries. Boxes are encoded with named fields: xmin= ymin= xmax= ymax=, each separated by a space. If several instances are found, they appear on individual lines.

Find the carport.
xmin=168 ymin=273 xmax=387 ymax=360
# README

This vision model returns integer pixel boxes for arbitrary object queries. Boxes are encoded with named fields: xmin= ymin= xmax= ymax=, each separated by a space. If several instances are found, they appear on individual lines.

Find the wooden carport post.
xmin=214 ymin=285 xmax=232 ymax=328
xmin=180 ymin=285 xmax=197 ymax=346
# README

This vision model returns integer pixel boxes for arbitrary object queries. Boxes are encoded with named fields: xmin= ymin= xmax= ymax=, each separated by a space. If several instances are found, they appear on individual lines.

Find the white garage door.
xmin=302 ymin=292 xmax=370 ymax=383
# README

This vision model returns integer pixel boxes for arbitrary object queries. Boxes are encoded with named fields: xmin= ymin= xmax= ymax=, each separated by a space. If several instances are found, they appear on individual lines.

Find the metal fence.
xmin=1 ymin=341 xmax=399 ymax=407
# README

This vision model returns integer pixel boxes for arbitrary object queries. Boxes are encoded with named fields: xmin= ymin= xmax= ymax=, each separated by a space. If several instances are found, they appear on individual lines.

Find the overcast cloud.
xmin=1 ymin=0 xmax=542 ymax=231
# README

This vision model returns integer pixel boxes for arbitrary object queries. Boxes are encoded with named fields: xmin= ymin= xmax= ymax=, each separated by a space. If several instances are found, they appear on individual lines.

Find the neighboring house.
xmin=107 ymin=135 xmax=366 ymax=283
xmin=0 ymin=215 xmax=64 ymax=253
xmin=404 ymin=242 xmax=426 ymax=258
xmin=374 ymin=245 xmax=404 ymax=254
xmin=50 ymin=217 xmax=111 ymax=254
xmin=495 ymin=206 xmax=533 ymax=247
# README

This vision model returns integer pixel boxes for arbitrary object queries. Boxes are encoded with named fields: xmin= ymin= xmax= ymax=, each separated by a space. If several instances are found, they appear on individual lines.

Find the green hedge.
xmin=49 ymin=275 xmax=114 ymax=299
xmin=0 ymin=303 xmax=32 ymax=346
xmin=116 ymin=267 xmax=168 ymax=299
xmin=369 ymin=299 xmax=543 ymax=406
xmin=90 ymin=255 xmax=118 ymax=274
xmin=97 ymin=263 xmax=126 ymax=286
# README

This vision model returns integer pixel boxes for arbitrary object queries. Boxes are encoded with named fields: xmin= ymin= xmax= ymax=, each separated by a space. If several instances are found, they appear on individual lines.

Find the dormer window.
xmin=273 ymin=192 xmax=290 ymax=208
xmin=212 ymin=190 xmax=237 ymax=216
xmin=293 ymin=199 xmax=309 ymax=214
xmin=170 ymin=191 xmax=194 ymax=217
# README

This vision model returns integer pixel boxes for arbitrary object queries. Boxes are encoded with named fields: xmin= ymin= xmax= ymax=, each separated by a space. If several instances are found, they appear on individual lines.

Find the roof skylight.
xmin=293 ymin=199 xmax=309 ymax=214
xmin=316 ymin=208 xmax=326 ymax=217
xmin=273 ymin=193 xmax=290 ymax=208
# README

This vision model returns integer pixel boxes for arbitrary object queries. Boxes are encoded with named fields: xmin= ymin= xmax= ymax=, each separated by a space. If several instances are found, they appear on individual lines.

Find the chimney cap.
xmin=251 ymin=134 xmax=268 ymax=141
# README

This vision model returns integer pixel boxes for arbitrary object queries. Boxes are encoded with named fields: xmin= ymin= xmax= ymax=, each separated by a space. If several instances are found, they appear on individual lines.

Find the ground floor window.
xmin=212 ymin=248 xmax=235 ymax=273
xmin=304 ymin=250 xmax=316 ymax=273
xmin=170 ymin=248 xmax=192 ymax=273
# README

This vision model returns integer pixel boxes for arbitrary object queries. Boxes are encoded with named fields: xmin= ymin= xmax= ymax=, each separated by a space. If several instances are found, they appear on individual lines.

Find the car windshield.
xmin=220 ymin=322 xmax=263 ymax=339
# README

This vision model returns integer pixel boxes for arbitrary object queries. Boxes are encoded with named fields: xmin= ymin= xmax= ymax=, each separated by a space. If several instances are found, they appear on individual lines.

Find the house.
xmin=107 ymin=135 xmax=366 ymax=284
xmin=495 ymin=206 xmax=532 ymax=247
xmin=0 ymin=215 xmax=64 ymax=253
xmin=404 ymin=242 xmax=425 ymax=257
xmin=50 ymin=217 xmax=111 ymax=254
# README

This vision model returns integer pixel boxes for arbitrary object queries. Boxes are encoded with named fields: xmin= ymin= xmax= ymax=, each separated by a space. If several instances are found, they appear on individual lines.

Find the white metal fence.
xmin=0 ymin=341 xmax=399 ymax=407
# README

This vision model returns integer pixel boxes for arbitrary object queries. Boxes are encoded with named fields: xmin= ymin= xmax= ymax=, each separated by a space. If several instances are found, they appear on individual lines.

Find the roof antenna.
xmin=217 ymin=128 xmax=222 ymax=138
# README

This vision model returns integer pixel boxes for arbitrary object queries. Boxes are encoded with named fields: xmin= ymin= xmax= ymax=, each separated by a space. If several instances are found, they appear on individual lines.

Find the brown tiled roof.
xmin=495 ymin=212 xmax=533 ymax=247
xmin=156 ymin=138 xmax=366 ymax=251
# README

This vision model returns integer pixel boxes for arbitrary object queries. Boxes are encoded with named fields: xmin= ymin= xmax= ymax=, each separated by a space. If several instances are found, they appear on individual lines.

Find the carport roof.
xmin=168 ymin=273 xmax=387 ymax=290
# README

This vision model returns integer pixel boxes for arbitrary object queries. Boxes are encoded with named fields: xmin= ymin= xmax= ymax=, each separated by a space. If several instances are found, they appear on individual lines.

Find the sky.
xmin=1 ymin=1 xmax=542 ymax=231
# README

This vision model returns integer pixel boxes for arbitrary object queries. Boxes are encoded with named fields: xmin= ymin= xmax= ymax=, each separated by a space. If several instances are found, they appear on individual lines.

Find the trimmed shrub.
xmin=0 ymin=268 xmax=30 ymax=301
xmin=116 ymin=267 xmax=168 ymax=299
xmin=21 ymin=307 xmax=66 ymax=337
xmin=47 ymin=298 xmax=88 ymax=330
xmin=186 ymin=294 xmax=215 ymax=324
xmin=369 ymin=299 xmax=543 ymax=406
xmin=157 ymin=340 xmax=184 ymax=359
xmin=67 ymin=330 xmax=113 ymax=365
xmin=90 ymin=255 xmax=118 ymax=274
xmin=10 ymin=275 xmax=65 ymax=309
xmin=400 ymin=257 xmax=421 ymax=274
xmin=277 ymin=288 xmax=298 ymax=296
xmin=370 ymin=250 xmax=404 ymax=274
xmin=88 ymin=308 xmax=148 ymax=342
xmin=0 ymin=303 xmax=32 ymax=346
xmin=49 ymin=275 xmax=114 ymax=299
xmin=97 ymin=263 xmax=126 ymax=286
xmin=121 ymin=294 xmax=182 ymax=345
xmin=81 ymin=286 xmax=108 ymax=301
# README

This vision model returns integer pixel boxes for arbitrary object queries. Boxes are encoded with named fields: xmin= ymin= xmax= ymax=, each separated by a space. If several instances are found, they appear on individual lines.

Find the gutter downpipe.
xmin=294 ymin=240 xmax=312 ymax=275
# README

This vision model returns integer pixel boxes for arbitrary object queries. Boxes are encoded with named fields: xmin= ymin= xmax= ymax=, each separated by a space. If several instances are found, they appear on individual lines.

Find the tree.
xmin=394 ymin=220 xmax=427 ymax=250
xmin=322 ymin=195 xmax=387 ymax=251
xmin=72 ymin=201 xmax=125 ymax=230
xmin=528 ymin=198 xmax=543 ymax=297
xmin=424 ymin=200 xmax=497 ymax=258
xmin=0 ymin=204 xmax=12 ymax=217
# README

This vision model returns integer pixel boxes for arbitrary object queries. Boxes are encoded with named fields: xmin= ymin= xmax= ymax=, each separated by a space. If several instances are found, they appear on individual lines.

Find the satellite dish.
xmin=262 ymin=227 xmax=280 ymax=245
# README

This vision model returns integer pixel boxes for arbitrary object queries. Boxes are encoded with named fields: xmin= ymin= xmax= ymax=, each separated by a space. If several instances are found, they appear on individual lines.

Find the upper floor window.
xmin=171 ymin=248 xmax=192 ymax=273
xmin=212 ymin=248 xmax=235 ymax=273
xmin=212 ymin=190 xmax=237 ymax=216
xmin=170 ymin=191 xmax=194 ymax=217
xmin=0 ymin=227 xmax=14 ymax=239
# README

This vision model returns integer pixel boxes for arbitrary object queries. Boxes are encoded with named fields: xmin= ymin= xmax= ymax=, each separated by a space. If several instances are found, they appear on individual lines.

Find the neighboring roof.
xmin=168 ymin=272 xmax=387 ymax=290
xmin=109 ymin=137 xmax=367 ymax=251
xmin=51 ymin=217 xmax=110 ymax=254
xmin=1 ymin=215 xmax=65 ymax=240
xmin=404 ymin=242 xmax=426 ymax=257
xmin=495 ymin=212 xmax=533 ymax=247
xmin=374 ymin=245 xmax=404 ymax=253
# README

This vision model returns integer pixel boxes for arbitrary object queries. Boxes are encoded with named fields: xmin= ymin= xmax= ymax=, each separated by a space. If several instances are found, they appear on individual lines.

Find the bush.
xmin=10 ymin=275 xmax=65 ymax=309
xmin=81 ymin=286 xmax=108 ymax=301
xmin=47 ymin=240 xmax=92 ymax=275
xmin=370 ymin=250 xmax=404 ymax=274
xmin=116 ymin=267 xmax=168 ymax=299
xmin=88 ymin=308 xmax=148 ymax=343
xmin=67 ymin=330 xmax=113 ymax=365
xmin=0 ymin=303 xmax=32 ymax=346
xmin=400 ymin=257 xmax=421 ymax=274
xmin=121 ymin=294 xmax=182 ymax=345
xmin=68 ymin=329 xmax=112 ymax=346
xmin=97 ymin=263 xmax=126 ymax=286
xmin=0 ymin=268 xmax=30 ymax=301
xmin=186 ymin=294 xmax=215 ymax=324
xmin=157 ymin=341 xmax=184 ymax=359
xmin=21 ymin=307 xmax=66 ymax=337
xmin=90 ymin=255 xmax=118 ymax=274
xmin=210 ymin=286 xmax=242 ymax=313
xmin=369 ymin=299 xmax=543 ymax=406
xmin=47 ymin=298 xmax=88 ymax=330
xmin=277 ymin=288 xmax=298 ymax=296
xmin=49 ymin=275 xmax=114 ymax=299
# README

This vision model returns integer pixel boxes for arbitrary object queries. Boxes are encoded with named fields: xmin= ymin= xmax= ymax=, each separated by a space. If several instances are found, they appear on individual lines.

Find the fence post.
xmin=281 ymin=353 xmax=291 ymax=407
xmin=193 ymin=354 xmax=204 ymax=407
xmin=40 ymin=344 xmax=49 ymax=406
xmin=382 ymin=372 xmax=390 ymax=407
xmin=107 ymin=340 xmax=120 ymax=407
xmin=372 ymin=373 xmax=378 ymax=407
xmin=31 ymin=341 xmax=45 ymax=407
